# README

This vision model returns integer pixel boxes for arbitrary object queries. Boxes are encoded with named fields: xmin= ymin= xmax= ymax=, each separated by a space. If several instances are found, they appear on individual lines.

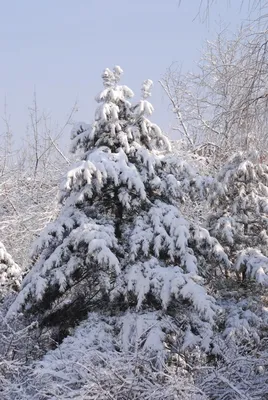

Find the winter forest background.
xmin=1 ymin=1 xmax=268 ymax=399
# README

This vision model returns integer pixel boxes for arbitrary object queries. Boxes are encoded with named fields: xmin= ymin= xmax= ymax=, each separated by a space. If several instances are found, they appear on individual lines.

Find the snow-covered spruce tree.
xmin=202 ymin=151 xmax=268 ymax=400
xmin=208 ymin=151 xmax=268 ymax=284
xmin=8 ymin=67 xmax=229 ymax=362
xmin=0 ymin=241 xmax=21 ymax=300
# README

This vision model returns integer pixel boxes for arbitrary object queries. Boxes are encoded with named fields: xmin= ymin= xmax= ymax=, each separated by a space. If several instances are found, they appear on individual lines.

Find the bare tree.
xmin=161 ymin=25 xmax=268 ymax=163
xmin=0 ymin=96 xmax=77 ymax=270
xmin=182 ymin=0 xmax=268 ymax=22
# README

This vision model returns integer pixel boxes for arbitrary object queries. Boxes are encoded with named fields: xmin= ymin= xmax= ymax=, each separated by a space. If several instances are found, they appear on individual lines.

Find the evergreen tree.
xmin=0 ymin=241 xmax=21 ymax=299
xmin=8 ymin=66 xmax=229 ymax=359
xmin=208 ymin=151 xmax=268 ymax=284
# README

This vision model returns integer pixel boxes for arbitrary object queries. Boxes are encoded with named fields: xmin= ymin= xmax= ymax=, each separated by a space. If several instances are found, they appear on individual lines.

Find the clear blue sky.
xmin=0 ymin=0 xmax=253 ymax=144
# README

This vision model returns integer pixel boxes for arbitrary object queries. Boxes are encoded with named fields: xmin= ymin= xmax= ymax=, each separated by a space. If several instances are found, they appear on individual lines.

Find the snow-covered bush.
xmin=208 ymin=151 xmax=268 ymax=284
xmin=198 ymin=345 xmax=268 ymax=400
xmin=0 ymin=303 xmax=52 ymax=400
xmin=6 ymin=312 xmax=206 ymax=400
xmin=194 ymin=279 xmax=268 ymax=400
